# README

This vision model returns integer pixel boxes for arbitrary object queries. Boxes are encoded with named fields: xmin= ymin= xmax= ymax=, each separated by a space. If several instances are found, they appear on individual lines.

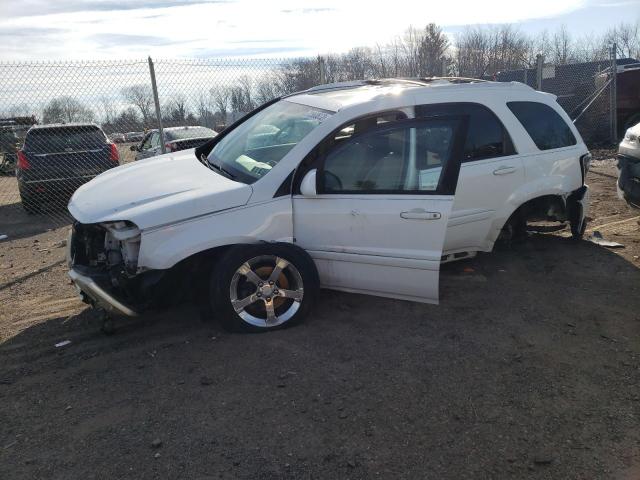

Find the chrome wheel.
xmin=229 ymin=255 xmax=304 ymax=328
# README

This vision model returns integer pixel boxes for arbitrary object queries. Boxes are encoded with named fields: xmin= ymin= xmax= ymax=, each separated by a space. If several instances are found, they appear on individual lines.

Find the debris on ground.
xmin=54 ymin=340 xmax=71 ymax=348
xmin=533 ymin=455 xmax=554 ymax=465
xmin=151 ymin=438 xmax=162 ymax=449
xmin=0 ymin=234 xmax=7 ymax=241
xmin=588 ymin=231 xmax=625 ymax=248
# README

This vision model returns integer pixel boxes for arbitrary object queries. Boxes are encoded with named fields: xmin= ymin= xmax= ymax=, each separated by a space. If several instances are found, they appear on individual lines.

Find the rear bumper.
xmin=18 ymin=175 xmax=98 ymax=202
xmin=68 ymin=268 xmax=139 ymax=317
xmin=567 ymin=185 xmax=590 ymax=236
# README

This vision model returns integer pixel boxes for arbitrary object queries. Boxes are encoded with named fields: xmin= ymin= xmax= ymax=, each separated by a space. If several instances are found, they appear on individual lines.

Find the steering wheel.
xmin=323 ymin=170 xmax=343 ymax=191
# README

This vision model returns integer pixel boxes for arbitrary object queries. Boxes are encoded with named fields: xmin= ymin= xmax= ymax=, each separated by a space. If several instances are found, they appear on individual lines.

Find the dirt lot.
xmin=1 ymin=156 xmax=639 ymax=479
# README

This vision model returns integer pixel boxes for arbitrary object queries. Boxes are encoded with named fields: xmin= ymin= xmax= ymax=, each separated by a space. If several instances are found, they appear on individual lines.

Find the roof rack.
xmin=299 ymin=76 xmax=489 ymax=95
xmin=414 ymin=76 xmax=487 ymax=84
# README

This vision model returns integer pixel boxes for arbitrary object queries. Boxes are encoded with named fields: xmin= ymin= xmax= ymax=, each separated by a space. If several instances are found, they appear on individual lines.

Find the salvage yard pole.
xmin=535 ymin=54 xmax=544 ymax=91
xmin=610 ymin=43 xmax=618 ymax=144
xmin=148 ymin=56 xmax=167 ymax=154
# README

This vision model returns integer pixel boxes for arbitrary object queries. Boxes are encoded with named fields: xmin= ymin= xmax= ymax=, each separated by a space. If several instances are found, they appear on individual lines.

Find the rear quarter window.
xmin=507 ymin=101 xmax=576 ymax=150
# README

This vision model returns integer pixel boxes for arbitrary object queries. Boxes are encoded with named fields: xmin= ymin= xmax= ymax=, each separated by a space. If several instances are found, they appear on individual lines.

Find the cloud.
xmin=0 ymin=0 xmax=635 ymax=61
xmin=192 ymin=46 xmax=312 ymax=57
xmin=2 ymin=0 xmax=231 ymax=17
xmin=89 ymin=33 xmax=190 ymax=48
xmin=280 ymin=7 xmax=337 ymax=14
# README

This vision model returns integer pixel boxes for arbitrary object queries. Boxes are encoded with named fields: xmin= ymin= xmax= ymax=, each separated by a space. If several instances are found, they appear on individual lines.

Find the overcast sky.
xmin=0 ymin=0 xmax=638 ymax=60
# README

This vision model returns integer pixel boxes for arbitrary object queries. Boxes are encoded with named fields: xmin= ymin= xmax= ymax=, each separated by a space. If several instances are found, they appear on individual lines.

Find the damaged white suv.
xmin=67 ymin=78 xmax=590 ymax=332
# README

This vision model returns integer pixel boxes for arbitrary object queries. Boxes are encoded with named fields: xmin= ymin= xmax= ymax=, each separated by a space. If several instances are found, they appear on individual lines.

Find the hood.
xmin=68 ymin=149 xmax=253 ymax=229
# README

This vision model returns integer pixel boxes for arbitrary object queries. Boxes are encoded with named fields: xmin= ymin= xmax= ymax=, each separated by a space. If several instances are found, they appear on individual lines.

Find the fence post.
xmin=318 ymin=56 xmax=327 ymax=85
xmin=610 ymin=43 xmax=618 ymax=144
xmin=535 ymin=54 xmax=544 ymax=91
xmin=148 ymin=56 xmax=166 ymax=154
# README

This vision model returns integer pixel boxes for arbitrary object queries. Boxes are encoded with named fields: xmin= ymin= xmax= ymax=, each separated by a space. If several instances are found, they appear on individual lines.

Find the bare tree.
xmin=99 ymin=96 xmax=118 ymax=125
xmin=121 ymin=84 xmax=154 ymax=125
xmin=238 ymin=75 xmax=255 ymax=111
xmin=605 ymin=21 xmax=640 ymax=59
xmin=42 ymin=96 xmax=94 ymax=124
xmin=255 ymin=74 xmax=281 ymax=104
xmin=166 ymin=93 xmax=188 ymax=124
xmin=210 ymin=85 xmax=231 ymax=123
xmin=194 ymin=90 xmax=216 ymax=128
xmin=552 ymin=25 xmax=573 ymax=65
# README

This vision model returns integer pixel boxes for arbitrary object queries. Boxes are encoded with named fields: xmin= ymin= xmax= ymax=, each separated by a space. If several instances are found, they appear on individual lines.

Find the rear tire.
xmin=19 ymin=192 xmax=39 ymax=215
xmin=210 ymin=243 xmax=319 ymax=333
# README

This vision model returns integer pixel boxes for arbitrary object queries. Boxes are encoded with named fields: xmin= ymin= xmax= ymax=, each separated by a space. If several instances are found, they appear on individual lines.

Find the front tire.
xmin=210 ymin=243 xmax=319 ymax=333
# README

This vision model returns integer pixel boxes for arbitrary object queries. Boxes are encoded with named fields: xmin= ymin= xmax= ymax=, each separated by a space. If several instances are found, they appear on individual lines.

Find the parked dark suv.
xmin=17 ymin=124 xmax=120 ymax=213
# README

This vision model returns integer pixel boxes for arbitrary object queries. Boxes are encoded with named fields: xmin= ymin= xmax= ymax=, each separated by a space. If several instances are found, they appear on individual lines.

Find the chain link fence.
xmin=0 ymin=52 xmax=630 ymax=229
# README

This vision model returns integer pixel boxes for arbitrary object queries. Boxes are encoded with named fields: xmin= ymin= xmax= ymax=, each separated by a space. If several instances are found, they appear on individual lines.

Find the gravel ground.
xmin=0 ymin=157 xmax=639 ymax=479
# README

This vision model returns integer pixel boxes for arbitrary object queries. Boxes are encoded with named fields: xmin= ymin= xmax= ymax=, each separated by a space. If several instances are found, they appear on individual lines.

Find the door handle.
xmin=493 ymin=166 xmax=516 ymax=175
xmin=400 ymin=210 xmax=442 ymax=220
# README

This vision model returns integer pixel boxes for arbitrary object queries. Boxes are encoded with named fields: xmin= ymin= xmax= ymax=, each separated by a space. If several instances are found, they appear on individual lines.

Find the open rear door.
xmin=293 ymin=115 xmax=468 ymax=303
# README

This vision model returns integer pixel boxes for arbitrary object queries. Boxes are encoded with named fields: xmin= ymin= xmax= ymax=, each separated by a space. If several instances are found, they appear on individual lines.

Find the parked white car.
xmin=617 ymin=121 xmax=640 ymax=208
xmin=67 ymin=78 xmax=590 ymax=332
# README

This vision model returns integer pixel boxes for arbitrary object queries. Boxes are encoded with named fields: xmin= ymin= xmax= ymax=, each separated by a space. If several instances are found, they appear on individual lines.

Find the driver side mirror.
xmin=129 ymin=145 xmax=138 ymax=152
xmin=300 ymin=169 xmax=317 ymax=196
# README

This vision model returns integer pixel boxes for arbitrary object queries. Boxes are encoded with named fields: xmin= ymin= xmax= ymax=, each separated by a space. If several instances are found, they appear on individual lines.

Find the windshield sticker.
xmin=303 ymin=110 xmax=332 ymax=123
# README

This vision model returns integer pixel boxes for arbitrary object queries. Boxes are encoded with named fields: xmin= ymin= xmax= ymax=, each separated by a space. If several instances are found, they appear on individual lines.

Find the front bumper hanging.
xmin=67 ymin=227 xmax=139 ymax=317
xmin=68 ymin=269 xmax=139 ymax=317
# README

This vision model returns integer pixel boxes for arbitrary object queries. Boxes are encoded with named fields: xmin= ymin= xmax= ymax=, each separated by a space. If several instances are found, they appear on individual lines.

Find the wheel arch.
xmin=489 ymin=192 xmax=570 ymax=248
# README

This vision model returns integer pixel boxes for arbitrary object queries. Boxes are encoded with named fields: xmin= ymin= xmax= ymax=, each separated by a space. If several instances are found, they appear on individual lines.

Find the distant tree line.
xmin=2 ymin=20 xmax=637 ymax=135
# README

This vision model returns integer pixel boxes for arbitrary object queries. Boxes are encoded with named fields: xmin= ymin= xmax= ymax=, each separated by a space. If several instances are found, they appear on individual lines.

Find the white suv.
xmin=67 ymin=78 xmax=590 ymax=332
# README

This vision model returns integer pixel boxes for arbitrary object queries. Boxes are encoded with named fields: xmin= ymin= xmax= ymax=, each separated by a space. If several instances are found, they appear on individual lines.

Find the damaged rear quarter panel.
xmin=484 ymin=145 xmax=588 ymax=244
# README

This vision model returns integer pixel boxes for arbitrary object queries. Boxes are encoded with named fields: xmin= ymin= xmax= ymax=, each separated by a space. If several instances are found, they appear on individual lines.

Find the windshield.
xmin=207 ymin=100 xmax=333 ymax=184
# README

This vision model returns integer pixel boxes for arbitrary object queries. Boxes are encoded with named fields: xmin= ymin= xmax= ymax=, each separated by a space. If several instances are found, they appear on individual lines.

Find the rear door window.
xmin=416 ymin=103 xmax=515 ymax=162
xmin=507 ymin=101 xmax=576 ymax=150
xmin=26 ymin=127 xmax=106 ymax=153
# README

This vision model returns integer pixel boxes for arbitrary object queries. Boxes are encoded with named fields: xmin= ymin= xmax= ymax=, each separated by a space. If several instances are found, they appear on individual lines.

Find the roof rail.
xmin=287 ymin=76 xmax=511 ymax=99
xmin=415 ymin=76 xmax=487 ymax=84
xmin=299 ymin=76 xmax=489 ymax=94
xmin=303 ymin=80 xmax=370 ymax=93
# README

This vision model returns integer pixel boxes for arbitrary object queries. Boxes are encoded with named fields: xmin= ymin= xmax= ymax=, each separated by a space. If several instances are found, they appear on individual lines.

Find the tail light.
xmin=580 ymin=152 xmax=592 ymax=184
xmin=17 ymin=150 xmax=30 ymax=170
xmin=109 ymin=143 xmax=120 ymax=163
xmin=165 ymin=142 xmax=177 ymax=152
